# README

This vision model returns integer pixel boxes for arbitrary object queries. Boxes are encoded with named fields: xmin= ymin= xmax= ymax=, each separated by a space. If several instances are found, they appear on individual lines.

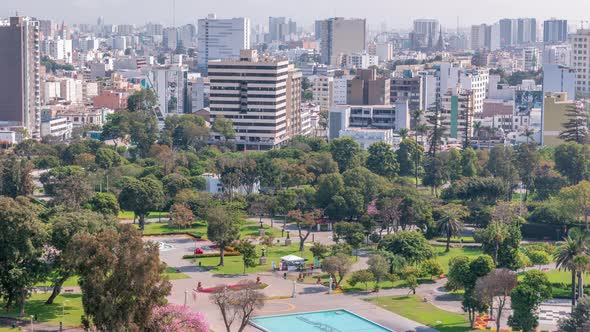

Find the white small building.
xmin=202 ymin=173 xmax=260 ymax=196
xmin=40 ymin=117 xmax=73 ymax=140
xmin=0 ymin=131 xmax=17 ymax=145
xmin=339 ymin=127 xmax=395 ymax=149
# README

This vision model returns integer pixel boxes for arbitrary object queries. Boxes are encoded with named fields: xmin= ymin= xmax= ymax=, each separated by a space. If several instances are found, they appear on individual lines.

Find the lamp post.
xmin=30 ymin=315 xmax=34 ymax=332
xmin=184 ymin=289 xmax=188 ymax=307
xmin=60 ymin=300 xmax=69 ymax=332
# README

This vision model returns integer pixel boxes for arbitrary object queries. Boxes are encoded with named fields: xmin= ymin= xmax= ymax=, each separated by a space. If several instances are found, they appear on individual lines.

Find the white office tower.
xmin=197 ymin=15 xmax=251 ymax=74
xmin=570 ymin=30 xmax=590 ymax=96
xmin=111 ymin=36 xmax=127 ymax=50
xmin=319 ymin=17 xmax=366 ymax=65
xmin=208 ymin=50 xmax=301 ymax=150
xmin=412 ymin=19 xmax=439 ymax=49
xmin=144 ymin=65 xmax=188 ymax=117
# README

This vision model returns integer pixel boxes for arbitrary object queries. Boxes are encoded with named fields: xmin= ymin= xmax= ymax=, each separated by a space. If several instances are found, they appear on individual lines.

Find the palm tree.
xmin=436 ymin=204 xmax=467 ymax=252
xmin=520 ymin=128 xmax=536 ymax=144
xmin=398 ymin=128 xmax=409 ymax=140
xmin=555 ymin=236 xmax=586 ymax=307
xmin=573 ymin=254 xmax=590 ymax=301
xmin=473 ymin=121 xmax=482 ymax=148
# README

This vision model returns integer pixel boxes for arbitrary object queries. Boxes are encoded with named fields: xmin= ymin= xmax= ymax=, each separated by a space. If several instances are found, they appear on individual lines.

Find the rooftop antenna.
xmin=172 ymin=0 xmax=176 ymax=28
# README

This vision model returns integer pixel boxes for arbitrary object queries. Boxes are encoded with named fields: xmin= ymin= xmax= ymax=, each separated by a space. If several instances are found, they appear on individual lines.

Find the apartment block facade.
xmin=208 ymin=50 xmax=301 ymax=150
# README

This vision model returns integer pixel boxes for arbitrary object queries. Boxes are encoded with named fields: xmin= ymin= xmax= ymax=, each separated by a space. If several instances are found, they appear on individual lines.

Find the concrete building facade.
xmin=208 ymin=49 xmax=301 ymax=150
xmin=0 ymin=17 xmax=41 ymax=138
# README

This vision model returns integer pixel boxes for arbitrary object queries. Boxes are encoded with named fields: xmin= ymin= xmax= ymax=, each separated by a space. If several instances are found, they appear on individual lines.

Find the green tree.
xmin=367 ymin=255 xmax=390 ymax=283
xmin=422 ymin=155 xmax=448 ymax=196
xmin=334 ymin=222 xmax=365 ymax=252
xmin=87 ymin=192 xmax=120 ymax=216
xmin=0 ymin=156 xmax=34 ymax=198
xmin=45 ymin=210 xmax=116 ymax=304
xmin=236 ymin=240 xmax=258 ymax=274
xmin=445 ymin=148 xmax=463 ymax=181
xmin=329 ymin=137 xmax=363 ymax=172
xmin=378 ymin=231 xmax=434 ymax=264
xmin=517 ymin=143 xmax=540 ymax=201
xmin=476 ymin=221 xmax=522 ymax=268
xmin=127 ymin=89 xmax=158 ymax=112
xmin=555 ymin=235 xmax=586 ymax=307
xmin=206 ymin=206 xmax=240 ymax=266
xmin=554 ymin=143 xmax=590 ymax=185
xmin=366 ymin=142 xmax=399 ymax=178
xmin=436 ymin=204 xmax=467 ymax=252
xmin=70 ymin=225 xmax=171 ymax=332
xmin=461 ymin=147 xmax=478 ymax=177
xmin=447 ymin=255 xmax=472 ymax=291
xmin=95 ymin=148 xmax=123 ymax=169
xmin=0 ymin=197 xmax=47 ymax=316
xmin=558 ymin=181 xmax=590 ymax=230
xmin=321 ymin=253 xmax=353 ymax=285
xmin=558 ymin=297 xmax=590 ymax=332
xmin=40 ymin=166 xmax=93 ymax=208
xmin=485 ymin=145 xmax=519 ymax=197
xmin=348 ymin=270 xmax=375 ymax=291
xmin=421 ymin=259 xmax=444 ymax=279
xmin=118 ymin=177 xmax=165 ymax=230
xmin=212 ymin=116 xmax=236 ymax=141
xmin=396 ymin=138 xmax=423 ymax=178
xmin=288 ymin=209 xmax=322 ymax=252
xmin=508 ymin=270 xmax=552 ymax=332
xmin=559 ymin=104 xmax=589 ymax=144
xmin=315 ymin=173 xmax=344 ymax=208
xmin=169 ymin=203 xmax=194 ymax=229
xmin=310 ymin=243 xmax=330 ymax=260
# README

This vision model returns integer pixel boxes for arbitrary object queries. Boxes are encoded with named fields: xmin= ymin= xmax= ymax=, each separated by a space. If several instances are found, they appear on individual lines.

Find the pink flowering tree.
xmin=150 ymin=303 xmax=210 ymax=332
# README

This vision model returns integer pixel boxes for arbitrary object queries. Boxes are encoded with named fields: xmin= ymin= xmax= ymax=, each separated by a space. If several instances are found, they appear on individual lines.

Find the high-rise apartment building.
xmin=309 ymin=75 xmax=334 ymax=111
xmin=268 ymin=17 xmax=296 ymax=42
xmin=319 ymin=17 xmax=366 ymax=65
xmin=569 ymin=29 xmax=590 ymax=96
xmin=412 ymin=19 xmax=439 ymax=50
xmin=347 ymin=68 xmax=390 ymax=106
xmin=499 ymin=18 xmax=537 ymax=47
xmin=143 ymin=64 xmax=189 ymax=117
xmin=0 ymin=17 xmax=41 ymax=138
xmin=197 ymin=15 xmax=251 ymax=73
xmin=441 ymin=87 xmax=474 ymax=143
xmin=163 ymin=27 xmax=178 ymax=50
xmin=544 ymin=19 xmax=568 ymax=44
xmin=208 ymin=50 xmax=301 ymax=150
xmin=523 ymin=47 xmax=540 ymax=71
xmin=390 ymin=76 xmax=423 ymax=116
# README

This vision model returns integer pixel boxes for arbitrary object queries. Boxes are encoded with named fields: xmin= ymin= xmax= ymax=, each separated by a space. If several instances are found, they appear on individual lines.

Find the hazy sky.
xmin=2 ymin=0 xmax=590 ymax=30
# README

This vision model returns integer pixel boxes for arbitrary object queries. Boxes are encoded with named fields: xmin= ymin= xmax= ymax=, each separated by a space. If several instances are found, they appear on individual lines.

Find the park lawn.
xmin=0 ymin=293 xmax=83 ymax=328
xmin=435 ymin=236 xmax=476 ymax=244
xmin=191 ymin=243 xmax=314 ymax=275
xmin=164 ymin=267 xmax=190 ymax=280
xmin=142 ymin=220 xmax=208 ymax=237
xmin=36 ymin=275 xmax=79 ymax=288
xmin=0 ymin=327 xmax=22 ymax=332
xmin=433 ymin=246 xmax=484 ymax=273
xmin=366 ymin=295 xmax=473 ymax=332
xmin=141 ymin=219 xmax=280 ymax=239
xmin=118 ymin=210 xmax=170 ymax=220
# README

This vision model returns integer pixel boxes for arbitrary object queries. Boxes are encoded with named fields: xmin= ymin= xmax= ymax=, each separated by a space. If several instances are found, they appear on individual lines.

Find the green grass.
xmin=141 ymin=219 xmax=281 ymax=239
xmin=191 ymin=243 xmax=314 ymax=275
xmin=36 ymin=275 xmax=79 ymax=288
xmin=0 ymin=293 xmax=83 ymax=327
xmin=434 ymin=236 xmax=476 ymax=244
xmin=366 ymin=295 xmax=473 ymax=332
xmin=433 ymin=246 xmax=484 ymax=273
xmin=118 ymin=210 xmax=170 ymax=219
xmin=0 ymin=327 xmax=22 ymax=332
xmin=164 ymin=266 xmax=190 ymax=280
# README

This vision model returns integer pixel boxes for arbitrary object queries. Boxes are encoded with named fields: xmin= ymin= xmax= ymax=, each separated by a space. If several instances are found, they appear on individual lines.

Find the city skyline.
xmin=2 ymin=0 xmax=590 ymax=29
